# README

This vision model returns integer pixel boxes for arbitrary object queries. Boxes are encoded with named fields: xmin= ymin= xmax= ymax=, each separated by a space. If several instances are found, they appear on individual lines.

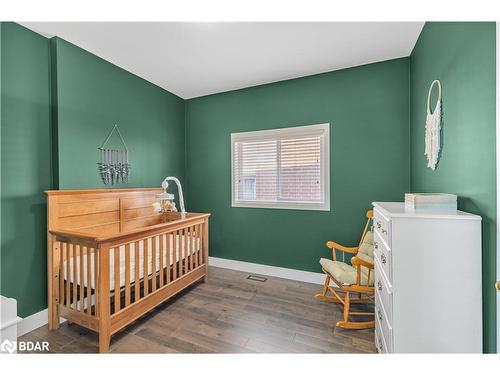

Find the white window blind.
xmin=231 ymin=123 xmax=330 ymax=211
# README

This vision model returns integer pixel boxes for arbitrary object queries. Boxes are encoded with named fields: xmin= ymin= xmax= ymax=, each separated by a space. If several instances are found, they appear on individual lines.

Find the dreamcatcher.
xmin=97 ymin=124 xmax=131 ymax=185
xmin=424 ymin=79 xmax=442 ymax=170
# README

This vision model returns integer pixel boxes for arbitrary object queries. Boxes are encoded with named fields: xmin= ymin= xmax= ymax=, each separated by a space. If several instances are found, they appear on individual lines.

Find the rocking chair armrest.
xmin=326 ymin=241 xmax=359 ymax=254
xmin=351 ymin=256 xmax=374 ymax=270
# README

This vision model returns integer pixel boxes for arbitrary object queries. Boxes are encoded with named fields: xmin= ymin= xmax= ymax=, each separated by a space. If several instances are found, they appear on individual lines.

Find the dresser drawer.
xmin=375 ymin=290 xmax=393 ymax=353
xmin=375 ymin=321 xmax=388 ymax=353
xmin=374 ymin=209 xmax=391 ymax=247
xmin=374 ymin=257 xmax=393 ymax=323
xmin=374 ymin=230 xmax=392 ymax=285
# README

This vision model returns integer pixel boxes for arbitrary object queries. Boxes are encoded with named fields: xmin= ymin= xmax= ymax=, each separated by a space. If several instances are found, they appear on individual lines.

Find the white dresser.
xmin=372 ymin=202 xmax=482 ymax=353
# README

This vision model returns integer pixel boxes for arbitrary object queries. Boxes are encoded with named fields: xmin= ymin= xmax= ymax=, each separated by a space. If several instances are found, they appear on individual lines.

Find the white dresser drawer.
xmin=375 ymin=321 xmax=388 ymax=353
xmin=375 ymin=290 xmax=393 ymax=353
xmin=374 ymin=230 xmax=392 ymax=284
xmin=374 ymin=257 xmax=393 ymax=323
xmin=374 ymin=209 xmax=391 ymax=247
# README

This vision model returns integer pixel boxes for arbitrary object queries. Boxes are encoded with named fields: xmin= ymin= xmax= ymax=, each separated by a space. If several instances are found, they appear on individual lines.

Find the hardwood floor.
xmin=19 ymin=266 xmax=376 ymax=353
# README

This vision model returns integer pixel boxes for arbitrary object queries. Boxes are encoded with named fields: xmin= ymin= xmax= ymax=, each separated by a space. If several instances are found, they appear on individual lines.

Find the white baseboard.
xmin=17 ymin=309 xmax=66 ymax=337
xmin=208 ymin=256 xmax=325 ymax=285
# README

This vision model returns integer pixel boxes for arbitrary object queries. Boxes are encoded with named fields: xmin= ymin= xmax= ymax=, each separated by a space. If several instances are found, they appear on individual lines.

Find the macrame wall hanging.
xmin=424 ymin=79 xmax=442 ymax=170
xmin=97 ymin=124 xmax=131 ymax=185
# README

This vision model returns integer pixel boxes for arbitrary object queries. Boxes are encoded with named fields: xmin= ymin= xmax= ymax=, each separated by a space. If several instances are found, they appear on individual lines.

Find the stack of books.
xmin=405 ymin=193 xmax=457 ymax=213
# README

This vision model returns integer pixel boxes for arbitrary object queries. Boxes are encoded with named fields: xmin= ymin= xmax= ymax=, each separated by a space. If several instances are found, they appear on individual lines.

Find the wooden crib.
xmin=45 ymin=188 xmax=210 ymax=353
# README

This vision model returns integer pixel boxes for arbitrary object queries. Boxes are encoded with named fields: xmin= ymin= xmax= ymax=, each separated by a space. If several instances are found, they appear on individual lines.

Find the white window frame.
xmin=231 ymin=123 xmax=330 ymax=211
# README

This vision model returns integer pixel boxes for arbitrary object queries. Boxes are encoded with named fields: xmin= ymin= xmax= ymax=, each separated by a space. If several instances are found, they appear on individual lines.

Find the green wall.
xmin=52 ymin=37 xmax=185 ymax=190
xmin=410 ymin=22 xmax=497 ymax=352
xmin=1 ymin=22 xmax=52 ymax=317
xmin=185 ymin=58 xmax=410 ymax=273
xmin=0 ymin=24 xmax=186 ymax=318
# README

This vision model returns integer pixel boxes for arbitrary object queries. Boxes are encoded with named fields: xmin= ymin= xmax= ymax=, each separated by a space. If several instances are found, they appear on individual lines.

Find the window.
xmin=231 ymin=123 xmax=330 ymax=211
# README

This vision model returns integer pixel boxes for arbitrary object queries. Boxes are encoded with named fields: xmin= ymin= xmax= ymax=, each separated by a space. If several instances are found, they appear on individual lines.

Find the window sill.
xmin=232 ymin=200 xmax=330 ymax=212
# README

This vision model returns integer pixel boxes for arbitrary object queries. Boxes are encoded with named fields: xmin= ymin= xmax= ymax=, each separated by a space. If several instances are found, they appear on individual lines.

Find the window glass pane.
xmin=279 ymin=137 xmax=322 ymax=201
xmin=242 ymin=177 xmax=256 ymax=200
xmin=235 ymin=140 xmax=277 ymax=201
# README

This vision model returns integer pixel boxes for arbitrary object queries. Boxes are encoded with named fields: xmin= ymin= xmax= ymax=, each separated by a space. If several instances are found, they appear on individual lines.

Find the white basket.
xmin=405 ymin=193 xmax=457 ymax=212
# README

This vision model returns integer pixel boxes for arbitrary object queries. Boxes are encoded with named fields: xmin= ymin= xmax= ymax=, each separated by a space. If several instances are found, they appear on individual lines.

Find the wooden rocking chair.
xmin=315 ymin=210 xmax=375 ymax=329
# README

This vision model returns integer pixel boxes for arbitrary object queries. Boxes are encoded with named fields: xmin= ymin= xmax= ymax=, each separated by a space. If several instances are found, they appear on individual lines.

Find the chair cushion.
xmin=358 ymin=230 xmax=373 ymax=256
xmin=356 ymin=230 xmax=374 ymax=264
xmin=320 ymin=258 xmax=374 ymax=286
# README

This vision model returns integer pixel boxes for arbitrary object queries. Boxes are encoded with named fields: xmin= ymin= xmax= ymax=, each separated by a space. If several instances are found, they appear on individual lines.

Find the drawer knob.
xmin=382 ymin=229 xmax=387 ymax=234
xmin=374 ymin=242 xmax=378 ymax=250
xmin=381 ymin=253 xmax=387 ymax=264
xmin=377 ymin=309 xmax=383 ymax=321
xmin=377 ymin=280 xmax=383 ymax=291
xmin=376 ymin=221 xmax=381 ymax=229
xmin=378 ymin=337 xmax=384 ymax=352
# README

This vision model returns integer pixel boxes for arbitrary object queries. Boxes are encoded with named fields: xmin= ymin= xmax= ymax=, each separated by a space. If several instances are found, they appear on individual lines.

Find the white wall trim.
xmin=1 ymin=317 xmax=22 ymax=331
xmin=208 ymin=256 xmax=325 ymax=285
xmin=16 ymin=309 xmax=65 ymax=337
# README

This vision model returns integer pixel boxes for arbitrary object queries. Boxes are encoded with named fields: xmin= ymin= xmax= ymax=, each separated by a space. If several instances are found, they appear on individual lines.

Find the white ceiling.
xmin=21 ymin=22 xmax=424 ymax=99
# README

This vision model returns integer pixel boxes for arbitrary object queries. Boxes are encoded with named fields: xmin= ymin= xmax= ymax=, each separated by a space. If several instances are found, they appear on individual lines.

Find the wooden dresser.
xmin=372 ymin=202 xmax=482 ymax=353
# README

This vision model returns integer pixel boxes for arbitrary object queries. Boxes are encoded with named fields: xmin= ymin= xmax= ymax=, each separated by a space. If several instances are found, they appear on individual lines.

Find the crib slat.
xmin=79 ymin=246 xmax=84 ymax=312
xmin=185 ymin=227 xmax=189 ymax=272
xmin=64 ymin=243 xmax=69 ymax=307
xmin=184 ymin=227 xmax=188 ymax=273
xmin=143 ymin=239 xmax=149 ymax=296
xmin=186 ymin=227 xmax=193 ymax=271
xmin=182 ymin=229 xmax=186 ymax=276
xmin=152 ymin=236 xmax=157 ymax=292
xmin=68 ymin=243 xmax=72 ymax=308
xmin=166 ymin=233 xmax=171 ymax=283
xmin=194 ymin=225 xmax=199 ymax=269
xmin=198 ymin=224 xmax=202 ymax=266
xmin=179 ymin=230 xmax=184 ymax=277
xmin=173 ymin=231 xmax=178 ymax=280
xmin=159 ymin=234 xmax=164 ymax=288
xmin=58 ymin=242 xmax=64 ymax=306
xmin=125 ymin=243 xmax=131 ymax=307
xmin=134 ymin=241 xmax=140 ymax=301
xmin=185 ymin=227 xmax=189 ymax=273
xmin=198 ymin=224 xmax=203 ymax=265
xmin=190 ymin=226 xmax=194 ymax=271
xmin=183 ymin=227 xmax=187 ymax=273
xmin=86 ymin=247 xmax=92 ymax=315
xmin=94 ymin=247 xmax=99 ymax=316
xmin=72 ymin=244 xmax=78 ymax=309
xmin=196 ymin=225 xmax=200 ymax=266
xmin=188 ymin=227 xmax=192 ymax=270
xmin=114 ymin=247 xmax=121 ymax=313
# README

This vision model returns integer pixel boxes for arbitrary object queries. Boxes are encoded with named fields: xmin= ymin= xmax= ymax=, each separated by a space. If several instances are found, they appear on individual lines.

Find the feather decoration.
xmin=424 ymin=80 xmax=442 ymax=170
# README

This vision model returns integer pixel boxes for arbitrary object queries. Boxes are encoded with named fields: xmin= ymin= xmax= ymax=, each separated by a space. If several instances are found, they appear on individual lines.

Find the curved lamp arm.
xmin=161 ymin=176 xmax=186 ymax=214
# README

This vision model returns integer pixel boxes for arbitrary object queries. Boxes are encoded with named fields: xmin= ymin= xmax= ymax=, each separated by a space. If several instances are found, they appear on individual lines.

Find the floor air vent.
xmin=247 ymin=275 xmax=267 ymax=282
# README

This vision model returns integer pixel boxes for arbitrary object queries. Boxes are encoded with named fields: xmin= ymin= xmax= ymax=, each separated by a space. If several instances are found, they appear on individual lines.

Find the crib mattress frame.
xmin=46 ymin=188 xmax=210 ymax=353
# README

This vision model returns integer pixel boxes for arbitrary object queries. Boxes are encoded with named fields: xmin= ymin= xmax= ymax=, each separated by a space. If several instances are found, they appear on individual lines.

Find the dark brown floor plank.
xmin=19 ymin=266 xmax=376 ymax=353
